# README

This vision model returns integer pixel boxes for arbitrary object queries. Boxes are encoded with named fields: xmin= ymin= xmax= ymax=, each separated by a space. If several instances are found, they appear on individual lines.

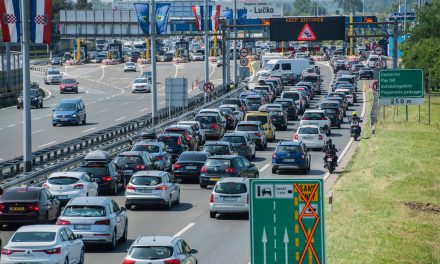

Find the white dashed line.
xmin=259 ymin=164 xmax=270 ymax=172
xmin=32 ymin=129 xmax=45 ymax=134
xmin=139 ymin=108 xmax=148 ymax=112
xmin=38 ymin=141 xmax=57 ymax=148
xmin=6 ymin=124 xmax=16 ymax=128
xmin=82 ymin=127 xmax=96 ymax=133
xmin=115 ymin=116 xmax=126 ymax=121
xmin=97 ymin=109 xmax=108 ymax=114
xmin=173 ymin=223 xmax=195 ymax=238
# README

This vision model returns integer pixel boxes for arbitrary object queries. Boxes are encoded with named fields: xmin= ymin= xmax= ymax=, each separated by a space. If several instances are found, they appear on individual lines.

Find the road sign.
xmin=240 ymin=57 xmax=249 ymax=67
xmin=298 ymin=23 xmax=316 ymax=41
xmin=374 ymin=60 xmax=384 ymax=69
xmin=239 ymin=47 xmax=249 ymax=58
xmin=203 ymin=81 xmax=214 ymax=93
xmin=379 ymin=69 xmax=424 ymax=105
xmin=250 ymin=178 xmax=325 ymax=264
xmin=374 ymin=46 xmax=383 ymax=55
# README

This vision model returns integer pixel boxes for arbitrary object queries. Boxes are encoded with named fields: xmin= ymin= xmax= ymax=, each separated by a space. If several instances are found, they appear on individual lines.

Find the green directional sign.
xmin=379 ymin=69 xmax=424 ymax=106
xmin=250 ymin=178 xmax=325 ymax=264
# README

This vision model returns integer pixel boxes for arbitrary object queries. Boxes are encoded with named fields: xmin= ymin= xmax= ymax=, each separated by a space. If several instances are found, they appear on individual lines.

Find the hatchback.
xmin=163 ymin=125 xmax=199 ymax=151
xmin=114 ymin=151 xmax=155 ymax=187
xmin=173 ymin=151 xmax=210 ymax=182
xmin=221 ymin=132 xmax=256 ymax=160
xmin=202 ymin=141 xmax=236 ymax=156
xmin=274 ymin=98 xmax=298 ymax=120
xmin=272 ymin=141 xmax=311 ymax=174
xmin=209 ymin=177 xmax=249 ymax=218
xmin=244 ymin=112 xmax=276 ymax=142
xmin=131 ymin=141 xmax=172 ymax=171
xmin=157 ymin=133 xmax=189 ymax=162
xmin=235 ymin=121 xmax=267 ymax=150
xmin=124 ymin=62 xmax=136 ymax=72
xmin=294 ymin=125 xmax=327 ymax=149
xmin=300 ymin=110 xmax=331 ymax=135
xmin=195 ymin=114 xmax=225 ymax=139
xmin=221 ymin=98 xmax=247 ymax=112
xmin=52 ymin=98 xmax=86 ymax=126
xmin=245 ymin=95 xmax=264 ymax=111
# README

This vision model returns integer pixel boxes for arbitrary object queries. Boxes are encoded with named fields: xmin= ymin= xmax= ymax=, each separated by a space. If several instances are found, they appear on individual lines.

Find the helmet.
xmin=352 ymin=112 xmax=357 ymax=116
xmin=326 ymin=138 xmax=332 ymax=144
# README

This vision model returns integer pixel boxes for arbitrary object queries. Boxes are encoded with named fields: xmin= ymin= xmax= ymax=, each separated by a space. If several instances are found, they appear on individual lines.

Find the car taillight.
xmin=2 ymin=249 xmax=25 ymax=255
xmin=210 ymin=194 xmax=214 ymax=203
xmin=225 ymin=167 xmax=235 ymax=174
xmin=42 ymin=183 xmax=49 ymax=188
xmin=300 ymin=99 xmax=303 ymax=106
xmin=185 ymin=133 xmax=191 ymax=141
xmin=293 ymin=134 xmax=299 ymax=140
xmin=56 ymin=219 xmax=71 ymax=225
xmin=122 ymin=258 xmax=137 ymax=264
xmin=272 ymin=153 xmax=276 ymax=159
xmin=34 ymin=247 xmax=61 ymax=255
xmin=95 ymin=219 xmax=111 ymax=225
xmin=301 ymin=155 xmax=305 ymax=159
xmin=201 ymin=166 xmax=207 ymax=173
xmin=126 ymin=184 xmax=136 ymax=191
xmin=164 ymin=259 xmax=181 ymax=264
xmin=226 ymin=115 xmax=231 ymax=120
xmin=173 ymin=164 xmax=183 ymax=170
xmin=28 ymin=204 xmax=39 ymax=211
xmin=155 ymin=185 xmax=168 ymax=191
xmin=239 ymin=144 xmax=247 ymax=147
xmin=102 ymin=176 xmax=113 ymax=182
xmin=302 ymin=117 xmax=309 ymax=120
xmin=319 ymin=135 xmax=323 ymax=140
xmin=321 ymin=117 xmax=327 ymax=120
xmin=156 ymin=155 xmax=163 ymax=160
xmin=135 ymin=164 xmax=145 ymax=170
xmin=256 ymin=133 xmax=262 ymax=137
xmin=240 ymin=106 xmax=245 ymax=111
xmin=0 ymin=203 xmax=5 ymax=213
xmin=211 ymin=124 xmax=220 ymax=129
xmin=177 ymin=137 xmax=181 ymax=145
xmin=73 ymin=184 xmax=84 ymax=189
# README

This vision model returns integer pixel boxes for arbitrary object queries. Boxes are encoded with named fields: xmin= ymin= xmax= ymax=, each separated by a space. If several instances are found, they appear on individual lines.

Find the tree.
xmin=76 ymin=0 xmax=93 ymax=10
xmin=52 ymin=0 xmax=74 ymax=19
xmin=334 ymin=0 xmax=363 ymax=15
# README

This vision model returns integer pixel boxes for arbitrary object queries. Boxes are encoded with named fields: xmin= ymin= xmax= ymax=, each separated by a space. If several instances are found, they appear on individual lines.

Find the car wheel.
xmin=255 ymin=173 xmax=259 ymax=178
xmin=16 ymin=105 xmax=20 ymax=109
xmin=113 ymin=182 xmax=118 ymax=195
xmin=108 ymin=230 xmax=117 ymax=251
xmin=40 ymin=102 xmax=43 ymax=108
xmin=120 ymin=222 xmax=128 ymax=242
xmin=338 ymin=123 xmax=341 ymax=129
xmin=273 ymin=134 xmax=276 ymax=141
xmin=210 ymin=211 xmax=216 ymax=218
xmin=76 ymin=118 xmax=81 ymax=126
xmin=272 ymin=167 xmax=277 ymax=174
xmin=166 ymin=196 xmax=173 ymax=209
xmin=175 ymin=192 xmax=180 ymax=205
xmin=125 ymin=203 xmax=132 ymax=210
xmin=200 ymin=184 xmax=207 ymax=189
xmin=79 ymin=248 xmax=85 ymax=264
xmin=82 ymin=116 xmax=86 ymax=125
xmin=60 ymin=91 xmax=63 ymax=94
xmin=264 ymin=142 xmax=267 ymax=149
xmin=52 ymin=123 xmax=56 ymax=127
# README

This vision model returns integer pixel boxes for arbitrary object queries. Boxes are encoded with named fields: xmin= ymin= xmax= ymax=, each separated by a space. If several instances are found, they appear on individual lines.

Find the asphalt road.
xmin=0 ymin=62 xmax=371 ymax=264
xmin=0 ymin=60 xmax=225 ymax=161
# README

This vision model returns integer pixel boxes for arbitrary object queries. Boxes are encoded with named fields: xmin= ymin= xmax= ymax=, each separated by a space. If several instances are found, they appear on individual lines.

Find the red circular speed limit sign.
xmin=374 ymin=46 xmax=383 ymax=55
xmin=239 ymin=48 xmax=249 ymax=58
xmin=203 ymin=82 xmax=214 ymax=93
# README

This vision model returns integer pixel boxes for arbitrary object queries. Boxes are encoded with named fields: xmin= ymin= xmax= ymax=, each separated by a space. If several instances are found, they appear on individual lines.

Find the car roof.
xmin=208 ymin=155 xmax=238 ymax=160
xmin=223 ymin=132 xmax=246 ymax=137
xmin=180 ymin=151 xmax=209 ymax=156
xmin=298 ymin=125 xmax=320 ymax=129
xmin=246 ymin=111 xmax=269 ymax=116
xmin=118 ymin=151 xmax=144 ymax=156
xmin=16 ymin=225 xmax=63 ymax=233
xmin=238 ymin=121 xmax=261 ymax=125
xmin=217 ymin=177 xmax=248 ymax=184
xmin=135 ymin=141 xmax=162 ymax=146
xmin=278 ymin=141 xmax=303 ymax=146
xmin=204 ymin=141 xmax=231 ymax=146
xmin=59 ymin=98 xmax=81 ymax=103
xmin=133 ymin=236 xmax=176 ymax=246
xmin=49 ymin=171 xmax=85 ymax=178
xmin=196 ymin=113 xmax=218 ymax=117
xmin=132 ymin=170 xmax=166 ymax=177
xmin=159 ymin=133 xmax=184 ymax=138
xmin=84 ymin=150 xmax=111 ymax=161
xmin=304 ymin=109 xmax=325 ymax=113
xmin=68 ymin=197 xmax=110 ymax=206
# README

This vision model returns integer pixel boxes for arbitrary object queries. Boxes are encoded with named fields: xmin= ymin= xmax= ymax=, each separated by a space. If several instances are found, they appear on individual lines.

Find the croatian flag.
xmin=211 ymin=5 xmax=220 ymax=31
xmin=192 ymin=5 xmax=213 ymax=31
xmin=0 ymin=0 xmax=20 ymax=42
xmin=30 ymin=0 xmax=53 ymax=44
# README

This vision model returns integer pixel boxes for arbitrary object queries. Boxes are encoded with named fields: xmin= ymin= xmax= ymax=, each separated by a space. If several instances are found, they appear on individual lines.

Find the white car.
xmin=131 ymin=78 xmax=151 ymax=93
xmin=44 ymin=69 xmax=63 ymax=85
xmin=43 ymin=172 xmax=98 ymax=204
xmin=293 ymin=125 xmax=327 ymax=149
xmin=1 ymin=225 xmax=84 ymax=264
xmin=124 ymin=62 xmax=136 ymax=72
xmin=209 ymin=177 xmax=249 ymax=218
xmin=367 ymin=54 xmax=380 ymax=68
xmin=299 ymin=109 xmax=331 ymax=135
xmin=335 ymin=89 xmax=354 ymax=105
xmin=191 ymin=52 xmax=204 ymax=61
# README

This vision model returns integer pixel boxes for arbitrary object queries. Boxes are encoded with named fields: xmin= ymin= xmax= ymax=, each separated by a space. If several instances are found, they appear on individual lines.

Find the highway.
xmin=0 ymin=60 xmax=224 ymax=161
xmin=0 ymin=62 xmax=370 ymax=263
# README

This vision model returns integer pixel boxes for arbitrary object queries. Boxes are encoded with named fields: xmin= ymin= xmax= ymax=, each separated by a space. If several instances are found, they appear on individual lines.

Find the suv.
xmin=272 ymin=141 xmax=311 ymax=174
xmin=173 ymin=151 xmax=210 ymax=182
xmin=178 ymin=120 xmax=206 ymax=145
xmin=131 ymin=141 xmax=172 ymax=171
xmin=235 ymin=121 xmax=267 ymax=150
xmin=221 ymin=132 xmax=256 ymax=160
xmin=274 ymin=98 xmax=298 ymax=120
xmin=17 ymin=88 xmax=43 ymax=109
xmin=163 ymin=125 xmax=199 ymax=151
xmin=221 ymin=98 xmax=247 ymax=112
xmin=44 ymin=69 xmax=63 ymax=84
xmin=114 ymin=151 xmax=155 ymax=187
xmin=195 ymin=113 xmax=225 ymax=139
xmin=52 ymin=98 xmax=86 ymax=126
xmin=209 ymin=177 xmax=249 ymax=218
xmin=157 ymin=133 xmax=189 ymax=162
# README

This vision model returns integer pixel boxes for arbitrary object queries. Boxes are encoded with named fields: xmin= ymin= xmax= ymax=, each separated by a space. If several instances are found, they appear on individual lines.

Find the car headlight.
xmin=53 ymin=114 xmax=57 ymax=118
xmin=72 ymin=114 xmax=77 ymax=117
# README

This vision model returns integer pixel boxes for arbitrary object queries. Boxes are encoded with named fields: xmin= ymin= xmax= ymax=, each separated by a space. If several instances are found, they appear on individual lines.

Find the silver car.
xmin=123 ymin=236 xmax=198 ymax=264
xmin=124 ymin=171 xmax=180 ymax=210
xmin=209 ymin=177 xmax=249 ymax=218
xmin=56 ymin=197 xmax=128 ymax=250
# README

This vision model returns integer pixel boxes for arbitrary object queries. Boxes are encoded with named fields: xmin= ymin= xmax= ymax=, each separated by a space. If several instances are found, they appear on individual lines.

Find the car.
xmin=50 ymin=56 xmax=63 ymax=65
xmin=218 ymin=107 xmax=238 ymax=130
xmin=124 ymin=171 xmax=180 ymax=209
xmin=274 ymin=98 xmax=298 ymax=120
xmin=131 ymin=78 xmax=151 ymax=93
xmin=172 ymin=151 xmax=209 ymax=182
xmin=52 ymin=98 xmax=86 ymax=126
xmin=122 ymin=236 xmax=198 ymax=264
xmin=77 ymin=150 xmax=120 ymax=195
xmin=258 ymin=103 xmax=284 ymax=113
xmin=202 ymin=141 xmax=237 ymax=156
xmin=326 ymin=96 xmax=347 ymax=116
xmin=244 ymin=111 xmax=276 ymax=142
xmin=59 ymin=78 xmax=79 ymax=94
xmin=220 ymin=104 xmax=244 ymax=122
xmin=319 ymin=100 xmax=344 ymax=124
xmin=195 ymin=113 xmax=225 ymax=140
xmin=239 ymin=91 xmax=256 ymax=101
xmin=190 ymin=52 xmax=204 ymax=61
xmin=235 ymin=121 xmax=267 ymax=150
xmin=294 ymin=125 xmax=327 ymax=149
xmin=159 ymin=51 xmax=174 ymax=62
xmin=0 ymin=187 xmax=60 ymax=228
xmin=216 ymin=56 xmax=223 ymax=67
xmin=114 ymin=151 xmax=155 ymax=187
xmin=221 ymin=132 xmax=256 ymax=160
xmin=200 ymin=155 xmax=258 ymax=188
xmin=335 ymin=88 xmax=354 ymax=105
xmin=157 ymin=133 xmax=189 ymax=162
xmin=281 ymin=91 xmax=305 ymax=114
xmin=131 ymin=141 xmax=172 ymax=171
xmin=221 ymin=98 xmax=247 ymax=112
xmin=1 ymin=225 xmax=84 ymax=264
xmin=56 ymin=197 xmax=128 ymax=250
xmin=124 ymin=62 xmax=136 ymax=72
xmin=209 ymin=177 xmax=249 ymax=218
xmin=43 ymin=172 xmax=98 ymax=205
xmin=198 ymin=108 xmax=227 ymax=125
xmin=269 ymin=110 xmax=288 ymax=131
xmin=44 ymin=69 xmax=63 ymax=84
xmin=245 ymin=94 xmax=264 ymax=111
xmin=272 ymin=141 xmax=311 ymax=174
xmin=17 ymin=88 xmax=43 ymax=109
xmin=178 ymin=120 xmax=206 ymax=145
xmin=359 ymin=67 xmax=374 ymax=80
xmin=163 ymin=125 xmax=199 ymax=151
xmin=300 ymin=109 xmax=331 ymax=135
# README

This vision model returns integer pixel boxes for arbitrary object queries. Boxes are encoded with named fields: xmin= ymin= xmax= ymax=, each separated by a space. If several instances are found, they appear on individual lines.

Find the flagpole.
xmin=150 ymin=0 xmax=158 ymax=125
xmin=204 ymin=0 xmax=209 ymax=104
xmin=21 ymin=0 xmax=32 ymax=173
xmin=233 ymin=0 xmax=238 ymax=87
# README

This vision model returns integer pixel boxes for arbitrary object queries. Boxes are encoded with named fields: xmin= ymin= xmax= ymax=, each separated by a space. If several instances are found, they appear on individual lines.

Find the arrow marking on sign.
xmin=262 ymin=227 xmax=267 ymax=264
xmin=284 ymin=228 xmax=289 ymax=264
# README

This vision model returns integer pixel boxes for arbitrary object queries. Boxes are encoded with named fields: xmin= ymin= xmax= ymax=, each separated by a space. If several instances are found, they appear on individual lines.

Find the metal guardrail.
xmin=0 ymin=85 xmax=245 ymax=189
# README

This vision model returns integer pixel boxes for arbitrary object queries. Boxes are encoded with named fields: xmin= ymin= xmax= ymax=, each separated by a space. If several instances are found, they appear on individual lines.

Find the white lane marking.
xmin=120 ymin=102 xmax=130 ymax=106
xmin=6 ymin=124 xmax=16 ymax=128
xmin=139 ymin=108 xmax=148 ymax=112
xmin=173 ymin=223 xmax=195 ymax=238
xmin=259 ymin=164 xmax=270 ymax=172
xmin=38 ymin=141 xmax=57 ymax=148
xmin=137 ymin=96 xmax=145 ymax=100
xmin=32 ymin=129 xmax=45 ymax=134
xmin=173 ymin=66 xmax=179 ymax=78
xmin=160 ymin=101 xmax=165 ymax=105
xmin=96 ymin=65 xmax=106 ymax=82
xmin=115 ymin=116 xmax=126 ymax=121
xmin=82 ymin=127 xmax=96 ymax=133
xmin=97 ymin=109 xmax=108 ymax=114
xmin=33 ymin=117 xmax=42 ymax=120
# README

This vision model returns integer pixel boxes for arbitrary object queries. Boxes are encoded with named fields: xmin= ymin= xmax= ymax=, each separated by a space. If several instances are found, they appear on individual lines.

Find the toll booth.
xmin=80 ymin=44 xmax=88 ymax=61
xmin=107 ymin=43 xmax=123 ymax=62
xmin=175 ymin=41 xmax=189 ymax=62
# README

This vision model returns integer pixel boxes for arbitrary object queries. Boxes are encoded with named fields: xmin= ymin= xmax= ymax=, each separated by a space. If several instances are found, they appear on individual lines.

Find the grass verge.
xmin=326 ymin=95 xmax=440 ymax=263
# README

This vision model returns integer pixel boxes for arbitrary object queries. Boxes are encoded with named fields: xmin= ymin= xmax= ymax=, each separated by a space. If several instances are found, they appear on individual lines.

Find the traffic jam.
xmin=0 ymin=48 xmax=368 ymax=264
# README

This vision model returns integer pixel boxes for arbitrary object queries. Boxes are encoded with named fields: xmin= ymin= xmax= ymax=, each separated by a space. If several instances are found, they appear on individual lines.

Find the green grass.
xmin=326 ymin=95 xmax=440 ymax=264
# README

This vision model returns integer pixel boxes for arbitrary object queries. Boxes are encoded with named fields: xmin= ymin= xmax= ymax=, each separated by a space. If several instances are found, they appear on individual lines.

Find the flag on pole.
xmin=134 ymin=3 xmax=150 ymax=35
xmin=156 ymin=3 xmax=171 ymax=35
xmin=30 ymin=0 xmax=53 ymax=44
xmin=192 ymin=5 xmax=214 ymax=31
xmin=211 ymin=5 xmax=220 ymax=31
xmin=0 ymin=0 xmax=20 ymax=42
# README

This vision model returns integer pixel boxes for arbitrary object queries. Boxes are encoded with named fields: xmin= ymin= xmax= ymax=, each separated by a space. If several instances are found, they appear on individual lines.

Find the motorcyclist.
xmin=322 ymin=138 xmax=338 ymax=167
xmin=350 ymin=112 xmax=362 ymax=135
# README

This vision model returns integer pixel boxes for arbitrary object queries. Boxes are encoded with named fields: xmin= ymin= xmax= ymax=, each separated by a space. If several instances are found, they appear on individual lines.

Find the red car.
xmin=60 ymin=78 xmax=79 ymax=94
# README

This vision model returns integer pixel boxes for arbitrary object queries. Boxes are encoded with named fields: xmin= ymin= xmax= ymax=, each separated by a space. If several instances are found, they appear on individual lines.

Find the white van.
xmin=257 ymin=58 xmax=310 ymax=79
xmin=261 ymin=53 xmax=283 ymax=69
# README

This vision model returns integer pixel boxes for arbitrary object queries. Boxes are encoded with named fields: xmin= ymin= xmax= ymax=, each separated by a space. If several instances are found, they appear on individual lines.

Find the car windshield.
xmin=20 ymin=90 xmax=38 ymax=97
xmin=178 ymin=153 xmax=207 ymax=162
xmin=2 ymin=189 xmax=39 ymax=200
xmin=369 ymin=57 xmax=378 ymax=61
xmin=129 ymin=246 xmax=173 ymax=260
xmin=220 ymin=107 xmax=236 ymax=112
xmin=160 ymin=136 xmax=179 ymax=145
xmin=48 ymin=177 xmax=79 ymax=185
xmin=303 ymin=76 xmax=318 ymax=82
xmin=264 ymin=63 xmax=274 ymax=71
xmin=303 ymin=112 xmax=325 ymax=120
xmin=63 ymin=205 xmax=106 ymax=217
xmin=55 ymin=102 xmax=77 ymax=111
xmin=195 ymin=115 xmax=217 ymax=124
xmin=236 ymin=125 xmax=258 ymax=131
xmin=277 ymin=145 xmax=302 ymax=152
xmin=131 ymin=176 xmax=162 ymax=186
xmin=115 ymin=156 xmax=142 ymax=167
xmin=126 ymin=63 xmax=134 ymax=66
xmin=219 ymin=108 xmax=233 ymax=115
xmin=204 ymin=145 xmax=229 ymax=153
xmin=134 ymin=79 xmax=148 ymax=83
xmin=12 ymin=232 xmax=56 ymax=242
xmin=283 ymin=93 xmax=300 ymax=100
xmin=246 ymin=115 xmax=268 ymax=125
xmin=269 ymin=111 xmax=283 ymax=117
xmin=78 ymin=163 xmax=107 ymax=177
xmin=321 ymin=103 xmax=339 ymax=108
xmin=62 ymin=79 xmax=76 ymax=84
xmin=247 ymin=98 xmax=262 ymax=104
xmin=214 ymin=182 xmax=247 ymax=194
xmin=132 ymin=145 xmax=160 ymax=153
xmin=222 ymin=136 xmax=246 ymax=144
xmin=298 ymin=127 xmax=319 ymax=134
xmin=222 ymin=99 xmax=240 ymax=105
xmin=324 ymin=109 xmax=338 ymax=115
xmin=206 ymin=158 xmax=231 ymax=168
xmin=48 ymin=70 xmax=60 ymax=75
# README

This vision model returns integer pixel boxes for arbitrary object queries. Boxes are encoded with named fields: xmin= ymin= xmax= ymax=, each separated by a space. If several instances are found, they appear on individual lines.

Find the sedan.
xmin=125 ymin=171 xmax=180 ymax=209
xmin=0 ymin=187 xmax=60 ymax=228
xmin=59 ymin=78 xmax=79 ymax=94
xmin=56 ymin=197 xmax=128 ymax=250
xmin=294 ymin=125 xmax=327 ymax=150
xmin=43 ymin=172 xmax=98 ymax=205
xmin=173 ymin=151 xmax=210 ymax=182
xmin=131 ymin=78 xmax=151 ymax=93
xmin=124 ymin=62 xmax=136 ymax=72
xmin=1 ymin=225 xmax=84 ymax=264
xmin=209 ymin=177 xmax=249 ymax=218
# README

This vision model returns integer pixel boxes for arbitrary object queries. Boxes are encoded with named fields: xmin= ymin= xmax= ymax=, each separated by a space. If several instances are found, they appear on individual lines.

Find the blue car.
xmin=272 ymin=141 xmax=311 ymax=174
xmin=52 ymin=98 xmax=86 ymax=126
xmin=239 ymin=91 xmax=256 ymax=101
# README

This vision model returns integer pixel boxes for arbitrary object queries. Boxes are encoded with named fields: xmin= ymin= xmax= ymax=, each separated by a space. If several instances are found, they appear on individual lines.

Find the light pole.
xmin=203 ymin=0 xmax=209 ymax=104
xmin=233 ymin=0 xmax=238 ymax=87
xmin=150 ymin=0 xmax=158 ymax=124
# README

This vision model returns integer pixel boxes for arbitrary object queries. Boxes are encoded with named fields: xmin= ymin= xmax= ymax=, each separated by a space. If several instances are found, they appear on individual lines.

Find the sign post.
xmin=379 ymin=69 xmax=424 ymax=106
xmin=250 ymin=177 xmax=326 ymax=264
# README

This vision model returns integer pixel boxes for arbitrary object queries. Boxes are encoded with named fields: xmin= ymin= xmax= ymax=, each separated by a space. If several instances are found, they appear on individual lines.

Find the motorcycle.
xmin=324 ymin=153 xmax=337 ymax=173
xmin=350 ymin=120 xmax=362 ymax=141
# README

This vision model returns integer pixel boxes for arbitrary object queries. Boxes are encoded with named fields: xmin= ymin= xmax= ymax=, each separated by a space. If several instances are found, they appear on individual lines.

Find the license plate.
xmin=304 ymin=136 xmax=313 ymax=139
xmin=10 ymin=207 xmax=25 ymax=212
xmin=123 ymin=170 xmax=133 ymax=174
xmin=136 ymin=189 xmax=152 ymax=193
xmin=308 ymin=123 xmax=319 ymax=126
xmin=210 ymin=178 xmax=220 ymax=182
xmin=74 ymin=224 xmax=91 ymax=230
xmin=61 ymin=118 xmax=67 ymax=121
xmin=223 ymin=197 xmax=238 ymax=201
xmin=284 ymin=159 xmax=295 ymax=162
xmin=57 ymin=195 xmax=68 ymax=199
xmin=91 ymin=178 xmax=99 ymax=182
xmin=186 ymin=166 xmax=197 ymax=169
xmin=327 ymin=158 xmax=333 ymax=161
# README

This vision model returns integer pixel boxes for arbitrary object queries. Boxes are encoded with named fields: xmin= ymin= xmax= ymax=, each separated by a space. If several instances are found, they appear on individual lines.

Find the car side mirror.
xmin=52 ymin=109 xmax=55 ymax=111
xmin=189 ymin=249 xmax=198 ymax=254
xmin=76 ymin=234 xmax=83 ymax=239
xmin=249 ymin=163 xmax=256 ymax=168
xmin=121 ymin=207 xmax=127 ymax=211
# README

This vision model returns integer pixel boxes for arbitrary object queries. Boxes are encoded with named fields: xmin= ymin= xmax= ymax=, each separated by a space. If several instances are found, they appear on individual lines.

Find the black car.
xmin=269 ymin=110 xmax=288 ymax=130
xmin=114 ymin=151 xmax=155 ymax=187
xmin=78 ymin=150 xmax=120 ymax=194
xmin=163 ymin=125 xmax=199 ymax=151
xmin=199 ymin=155 xmax=259 ymax=188
xmin=280 ymin=73 xmax=296 ymax=86
xmin=323 ymin=108 xmax=343 ymax=128
xmin=158 ymin=133 xmax=189 ymax=162
xmin=221 ymin=98 xmax=247 ymax=112
xmin=359 ymin=67 xmax=374 ymax=80
xmin=274 ymin=98 xmax=298 ymax=120
xmin=131 ymin=141 xmax=172 ymax=171
xmin=50 ymin=57 xmax=63 ymax=65
xmin=202 ymin=141 xmax=236 ymax=156
xmin=17 ymin=88 xmax=43 ymax=109
xmin=173 ymin=151 xmax=210 ymax=182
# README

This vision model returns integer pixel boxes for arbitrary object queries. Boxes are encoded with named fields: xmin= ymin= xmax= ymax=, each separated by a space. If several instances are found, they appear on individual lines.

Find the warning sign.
xmin=298 ymin=23 xmax=316 ymax=41
xmin=296 ymin=184 xmax=318 ymax=201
